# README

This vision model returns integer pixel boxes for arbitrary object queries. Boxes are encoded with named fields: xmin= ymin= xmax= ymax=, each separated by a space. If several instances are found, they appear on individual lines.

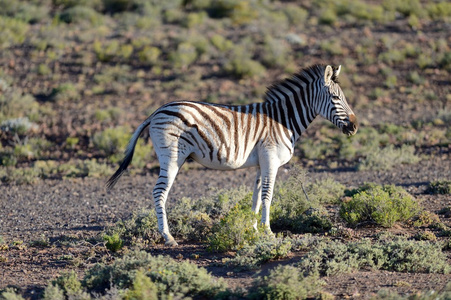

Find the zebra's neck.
xmin=263 ymin=73 xmax=319 ymax=139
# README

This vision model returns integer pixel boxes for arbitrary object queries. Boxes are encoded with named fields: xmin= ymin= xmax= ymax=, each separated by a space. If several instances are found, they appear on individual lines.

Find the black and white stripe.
xmin=107 ymin=64 xmax=358 ymax=246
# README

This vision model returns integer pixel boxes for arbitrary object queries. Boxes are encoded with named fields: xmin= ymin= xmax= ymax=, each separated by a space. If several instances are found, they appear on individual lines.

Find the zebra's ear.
xmin=324 ymin=65 xmax=334 ymax=86
xmin=334 ymin=65 xmax=341 ymax=78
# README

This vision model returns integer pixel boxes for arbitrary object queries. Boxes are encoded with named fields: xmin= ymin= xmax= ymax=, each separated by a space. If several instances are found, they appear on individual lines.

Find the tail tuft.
xmin=105 ymin=116 xmax=152 ymax=190
xmin=106 ymin=151 xmax=133 ymax=190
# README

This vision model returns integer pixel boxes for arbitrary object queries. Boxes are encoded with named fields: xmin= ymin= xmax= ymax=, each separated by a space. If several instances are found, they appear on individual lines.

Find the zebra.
xmin=107 ymin=64 xmax=358 ymax=246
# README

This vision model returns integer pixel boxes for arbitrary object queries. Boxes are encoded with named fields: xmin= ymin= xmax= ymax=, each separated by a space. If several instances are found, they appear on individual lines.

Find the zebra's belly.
xmin=190 ymin=149 xmax=259 ymax=170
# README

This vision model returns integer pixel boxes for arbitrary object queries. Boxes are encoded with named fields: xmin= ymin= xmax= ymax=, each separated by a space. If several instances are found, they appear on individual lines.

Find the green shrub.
xmin=83 ymin=251 xmax=227 ymax=298
xmin=0 ymin=0 xmax=49 ymax=24
xmin=207 ymin=193 xmax=259 ymax=252
xmin=93 ymin=40 xmax=133 ymax=62
xmin=357 ymin=145 xmax=420 ymax=171
xmin=0 ymin=16 xmax=29 ymax=48
xmin=166 ymin=197 xmax=214 ymax=242
xmin=299 ymin=237 xmax=450 ymax=276
xmin=183 ymin=11 xmax=207 ymax=28
xmin=0 ymin=166 xmax=41 ymax=184
xmin=428 ymin=2 xmax=451 ymax=20
xmin=104 ymin=233 xmax=124 ymax=252
xmin=106 ymin=209 xmax=161 ymax=246
xmin=260 ymin=36 xmax=291 ymax=68
xmin=59 ymin=6 xmax=104 ymax=25
xmin=169 ymin=42 xmax=198 ymax=69
xmin=320 ymin=39 xmax=344 ymax=56
xmin=51 ymin=271 xmax=85 ymax=298
xmin=207 ymin=0 xmax=258 ymax=24
xmin=210 ymin=34 xmax=233 ymax=52
xmin=224 ymin=56 xmax=266 ymax=79
xmin=92 ymin=126 xmax=131 ymax=157
xmin=309 ymin=177 xmax=346 ymax=204
xmin=248 ymin=265 xmax=323 ymax=300
xmin=0 ymin=117 xmax=36 ymax=135
xmin=106 ymin=187 xmax=251 ymax=246
xmin=340 ymin=183 xmax=420 ymax=227
xmin=318 ymin=8 xmax=337 ymax=25
xmin=0 ymin=84 xmax=38 ymax=122
xmin=0 ymin=288 xmax=25 ymax=300
xmin=138 ymin=46 xmax=161 ymax=66
xmin=283 ymin=5 xmax=309 ymax=26
xmin=226 ymin=236 xmax=292 ymax=271
xmin=411 ymin=210 xmax=440 ymax=227
xmin=49 ymin=82 xmax=80 ymax=102
xmin=42 ymin=284 xmax=64 ymax=300
xmin=124 ymin=269 xmax=158 ymax=300
xmin=271 ymin=170 xmax=337 ymax=233
xmin=427 ymin=180 xmax=451 ymax=195
xmin=269 ymin=169 xmax=312 ymax=231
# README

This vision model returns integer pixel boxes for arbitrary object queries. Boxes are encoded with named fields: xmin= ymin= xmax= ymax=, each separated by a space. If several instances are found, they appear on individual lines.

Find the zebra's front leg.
xmin=252 ymin=168 xmax=262 ymax=230
xmin=153 ymin=163 xmax=181 ymax=247
xmin=259 ymin=165 xmax=279 ymax=235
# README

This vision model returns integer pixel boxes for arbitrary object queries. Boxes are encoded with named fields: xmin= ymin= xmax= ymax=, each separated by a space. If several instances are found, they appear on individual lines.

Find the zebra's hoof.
xmin=165 ymin=239 xmax=179 ymax=247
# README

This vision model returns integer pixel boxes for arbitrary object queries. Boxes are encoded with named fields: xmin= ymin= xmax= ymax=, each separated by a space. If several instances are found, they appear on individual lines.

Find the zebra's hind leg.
xmin=153 ymin=156 xmax=185 ymax=247
xmin=251 ymin=168 xmax=262 ymax=231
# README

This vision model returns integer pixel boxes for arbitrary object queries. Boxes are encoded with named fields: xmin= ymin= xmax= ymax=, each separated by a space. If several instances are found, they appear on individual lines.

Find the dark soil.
xmin=1 ymin=2 xmax=451 ymax=299
xmin=1 ymin=157 xmax=450 ymax=298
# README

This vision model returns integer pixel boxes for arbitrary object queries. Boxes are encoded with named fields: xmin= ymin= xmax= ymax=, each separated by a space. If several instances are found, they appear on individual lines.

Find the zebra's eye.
xmin=332 ymin=95 xmax=340 ymax=101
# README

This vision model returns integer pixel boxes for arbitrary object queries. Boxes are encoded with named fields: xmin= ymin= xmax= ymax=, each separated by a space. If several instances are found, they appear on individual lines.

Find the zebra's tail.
xmin=106 ymin=116 xmax=152 ymax=191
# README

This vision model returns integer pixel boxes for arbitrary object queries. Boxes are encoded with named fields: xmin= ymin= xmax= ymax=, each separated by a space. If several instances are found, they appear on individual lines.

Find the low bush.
xmin=224 ymin=56 xmax=266 ymax=79
xmin=299 ymin=237 xmax=450 ymax=276
xmin=207 ymin=0 xmax=258 ymax=25
xmin=0 ymin=84 xmax=39 ymax=123
xmin=207 ymin=193 xmax=259 ymax=252
xmin=92 ymin=126 xmax=130 ymax=157
xmin=210 ymin=34 xmax=234 ymax=52
xmin=168 ymin=42 xmax=198 ymax=69
xmin=248 ymin=265 xmax=323 ymax=300
xmin=105 ymin=186 xmax=251 ymax=247
xmin=340 ymin=183 xmax=420 ymax=227
xmin=59 ymin=5 xmax=104 ymax=26
xmin=260 ymin=36 xmax=291 ymax=68
xmin=123 ymin=269 xmax=158 ymax=300
xmin=103 ymin=233 xmax=124 ymax=252
xmin=271 ymin=170 xmax=341 ymax=233
xmin=0 ymin=117 xmax=36 ymax=135
xmin=138 ymin=46 xmax=161 ymax=66
xmin=226 ymin=235 xmax=292 ymax=271
xmin=93 ymin=39 xmax=133 ymax=62
xmin=83 ymin=250 xmax=227 ymax=298
xmin=49 ymin=271 xmax=86 ymax=299
xmin=426 ymin=180 xmax=451 ymax=195
xmin=49 ymin=82 xmax=80 ymax=102
xmin=0 ymin=16 xmax=29 ymax=48
xmin=105 ymin=209 xmax=161 ymax=246
xmin=357 ymin=145 xmax=420 ymax=171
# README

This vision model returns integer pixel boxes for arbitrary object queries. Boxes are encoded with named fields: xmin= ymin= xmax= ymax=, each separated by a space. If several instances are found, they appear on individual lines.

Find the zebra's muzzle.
xmin=342 ymin=114 xmax=358 ymax=136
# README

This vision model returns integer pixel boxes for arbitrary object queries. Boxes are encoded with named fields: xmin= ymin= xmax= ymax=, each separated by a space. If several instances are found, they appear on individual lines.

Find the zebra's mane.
xmin=264 ymin=64 xmax=331 ymax=102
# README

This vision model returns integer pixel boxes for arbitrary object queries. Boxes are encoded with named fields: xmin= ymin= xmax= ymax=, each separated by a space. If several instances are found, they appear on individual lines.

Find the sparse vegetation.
xmin=299 ymin=237 xmax=450 ymax=276
xmin=340 ymin=183 xmax=420 ymax=227
xmin=427 ymin=180 xmax=451 ymax=195
xmin=0 ymin=0 xmax=450 ymax=298
xmin=83 ymin=250 xmax=227 ymax=298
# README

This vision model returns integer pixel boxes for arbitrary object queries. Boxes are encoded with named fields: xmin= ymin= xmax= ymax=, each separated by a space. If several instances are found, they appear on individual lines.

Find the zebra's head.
xmin=320 ymin=65 xmax=358 ymax=137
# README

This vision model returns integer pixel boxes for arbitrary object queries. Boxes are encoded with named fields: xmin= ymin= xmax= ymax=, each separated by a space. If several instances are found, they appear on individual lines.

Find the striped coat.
xmin=107 ymin=64 xmax=358 ymax=246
